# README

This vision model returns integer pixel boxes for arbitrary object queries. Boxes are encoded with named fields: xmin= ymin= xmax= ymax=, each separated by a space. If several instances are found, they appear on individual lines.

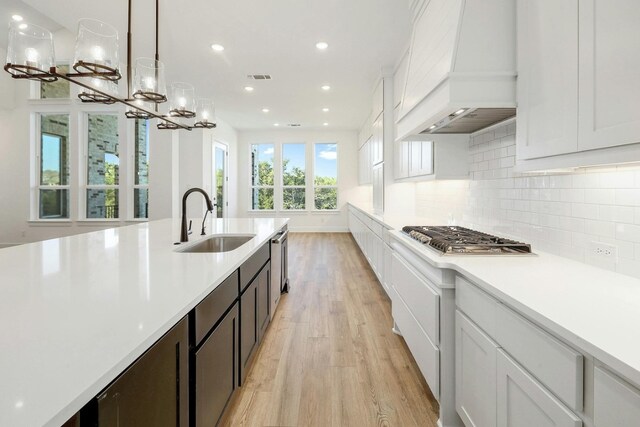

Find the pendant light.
xmin=4 ymin=21 xmax=56 ymax=81
xmin=193 ymin=99 xmax=216 ymax=129
xmin=168 ymin=82 xmax=196 ymax=118
xmin=72 ymin=19 xmax=120 ymax=80
xmin=132 ymin=57 xmax=167 ymax=103
xmin=3 ymin=0 xmax=215 ymax=131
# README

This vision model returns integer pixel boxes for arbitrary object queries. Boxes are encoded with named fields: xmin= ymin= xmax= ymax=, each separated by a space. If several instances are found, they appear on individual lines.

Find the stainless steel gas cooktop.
xmin=402 ymin=226 xmax=532 ymax=255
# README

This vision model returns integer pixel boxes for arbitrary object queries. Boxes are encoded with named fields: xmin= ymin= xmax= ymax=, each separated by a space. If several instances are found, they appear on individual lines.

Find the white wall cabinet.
xmin=371 ymin=114 xmax=384 ymax=166
xmin=358 ymin=139 xmax=372 ymax=185
xmin=455 ymin=310 xmax=498 ymax=427
xmin=409 ymin=141 xmax=433 ymax=177
xmin=516 ymin=0 xmax=579 ymax=160
xmin=578 ymin=0 xmax=640 ymax=151
xmin=394 ymin=140 xmax=410 ymax=180
xmin=394 ymin=135 xmax=468 ymax=181
xmin=372 ymin=163 xmax=383 ymax=214
xmin=517 ymin=0 xmax=640 ymax=166
xmin=594 ymin=366 xmax=640 ymax=427
xmin=496 ymin=350 xmax=582 ymax=427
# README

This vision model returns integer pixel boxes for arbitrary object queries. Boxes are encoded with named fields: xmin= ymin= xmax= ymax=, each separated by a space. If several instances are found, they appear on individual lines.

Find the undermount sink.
xmin=176 ymin=234 xmax=255 ymax=253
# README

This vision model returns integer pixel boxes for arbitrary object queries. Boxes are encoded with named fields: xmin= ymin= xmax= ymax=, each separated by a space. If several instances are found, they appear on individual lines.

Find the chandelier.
xmin=3 ymin=0 xmax=216 ymax=131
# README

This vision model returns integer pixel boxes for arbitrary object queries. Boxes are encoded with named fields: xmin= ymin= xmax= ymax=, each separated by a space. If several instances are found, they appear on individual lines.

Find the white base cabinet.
xmin=455 ymin=310 xmax=498 ymax=427
xmin=497 ymin=349 xmax=582 ymax=427
xmin=594 ymin=366 xmax=640 ymax=427
xmin=347 ymin=205 xmax=390 ymax=297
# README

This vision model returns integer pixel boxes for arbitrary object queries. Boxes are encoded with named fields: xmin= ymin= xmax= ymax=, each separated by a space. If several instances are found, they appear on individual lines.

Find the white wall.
xmin=237 ymin=129 xmax=368 ymax=232
xmin=412 ymin=121 xmax=640 ymax=279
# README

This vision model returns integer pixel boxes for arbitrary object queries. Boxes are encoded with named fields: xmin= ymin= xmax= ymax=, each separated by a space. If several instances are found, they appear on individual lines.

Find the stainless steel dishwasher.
xmin=270 ymin=227 xmax=289 ymax=320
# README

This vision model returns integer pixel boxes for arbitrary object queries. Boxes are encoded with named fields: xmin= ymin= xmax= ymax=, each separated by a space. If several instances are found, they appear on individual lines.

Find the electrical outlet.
xmin=588 ymin=241 xmax=618 ymax=269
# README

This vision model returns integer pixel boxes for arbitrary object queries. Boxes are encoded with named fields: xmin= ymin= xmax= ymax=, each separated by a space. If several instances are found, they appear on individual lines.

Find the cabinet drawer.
xmin=495 ymin=304 xmax=583 ymax=411
xmin=240 ymin=243 xmax=269 ymax=292
xmin=195 ymin=270 xmax=238 ymax=345
xmin=392 ymin=286 xmax=440 ymax=400
xmin=456 ymin=276 xmax=498 ymax=337
xmin=392 ymin=253 xmax=440 ymax=345
xmin=594 ymin=366 xmax=640 ymax=426
xmin=370 ymin=220 xmax=384 ymax=238
xmin=497 ymin=349 xmax=582 ymax=427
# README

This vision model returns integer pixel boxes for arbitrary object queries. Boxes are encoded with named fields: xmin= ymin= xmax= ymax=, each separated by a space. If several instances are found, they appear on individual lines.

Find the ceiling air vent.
xmin=247 ymin=74 xmax=272 ymax=80
xmin=287 ymin=124 xmax=301 ymax=127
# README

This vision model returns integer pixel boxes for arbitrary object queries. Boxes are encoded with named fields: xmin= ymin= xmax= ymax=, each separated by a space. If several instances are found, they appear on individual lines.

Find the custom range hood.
xmin=396 ymin=0 xmax=516 ymax=140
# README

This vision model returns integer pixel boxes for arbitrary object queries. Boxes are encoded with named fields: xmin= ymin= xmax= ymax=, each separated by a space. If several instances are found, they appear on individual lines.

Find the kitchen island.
xmin=0 ymin=217 xmax=288 ymax=427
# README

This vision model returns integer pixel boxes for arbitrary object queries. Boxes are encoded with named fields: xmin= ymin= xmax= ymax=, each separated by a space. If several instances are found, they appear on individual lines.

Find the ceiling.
xmin=9 ymin=0 xmax=411 ymax=131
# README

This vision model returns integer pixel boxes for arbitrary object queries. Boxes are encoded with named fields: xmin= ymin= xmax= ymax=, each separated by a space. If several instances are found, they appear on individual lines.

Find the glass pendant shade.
xmin=168 ymin=82 xmax=196 ymax=118
xmin=193 ymin=99 xmax=216 ymax=128
xmin=5 ymin=21 xmax=56 ymax=81
xmin=132 ymin=57 xmax=167 ymax=103
xmin=73 ymin=19 xmax=120 ymax=80
xmin=78 ymin=78 xmax=118 ymax=104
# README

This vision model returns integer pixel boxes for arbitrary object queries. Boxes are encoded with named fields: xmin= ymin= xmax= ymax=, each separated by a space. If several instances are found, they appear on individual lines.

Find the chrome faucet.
xmin=181 ymin=188 xmax=215 ymax=243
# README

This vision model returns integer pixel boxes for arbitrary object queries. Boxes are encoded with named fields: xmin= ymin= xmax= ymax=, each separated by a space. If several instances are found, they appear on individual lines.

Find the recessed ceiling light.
xmin=323 ymin=122 xmax=329 ymax=126
xmin=211 ymin=44 xmax=224 ymax=52
xmin=316 ymin=41 xmax=329 ymax=50
xmin=18 ymin=23 xmax=27 ymax=30
xmin=428 ymin=125 xmax=437 ymax=130
xmin=262 ymin=108 xmax=270 ymax=113
xmin=322 ymin=107 xmax=329 ymax=112
xmin=11 ymin=15 xmax=23 ymax=22
xmin=244 ymin=86 xmax=254 ymax=92
xmin=321 ymin=85 xmax=331 ymax=91
xmin=274 ymin=123 xmax=280 ymax=127
xmin=453 ymin=108 xmax=466 ymax=115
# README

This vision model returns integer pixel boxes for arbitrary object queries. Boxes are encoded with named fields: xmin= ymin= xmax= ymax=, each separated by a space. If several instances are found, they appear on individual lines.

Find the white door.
xmin=455 ymin=310 xmax=499 ymax=427
xmin=496 ymin=350 xmax=582 ymax=427
xmin=578 ymin=0 xmax=640 ymax=151
xmin=516 ymin=0 xmax=579 ymax=160
xmin=212 ymin=142 xmax=228 ymax=218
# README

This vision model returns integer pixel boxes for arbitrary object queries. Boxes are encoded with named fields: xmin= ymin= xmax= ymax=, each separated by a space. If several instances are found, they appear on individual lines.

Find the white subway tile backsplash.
xmin=585 ymin=189 xmax=615 ymax=204
xmin=615 ymin=189 xmax=640 ymax=206
xmin=413 ymin=121 xmax=640 ymax=280
xmin=616 ymin=223 xmax=640 ymax=243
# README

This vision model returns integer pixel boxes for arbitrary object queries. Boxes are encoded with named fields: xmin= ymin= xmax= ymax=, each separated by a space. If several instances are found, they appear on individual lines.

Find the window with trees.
xmin=314 ymin=143 xmax=338 ymax=210
xmin=250 ymin=143 xmax=275 ymax=210
xmin=86 ymin=114 xmax=119 ymax=219
xmin=38 ymin=114 xmax=70 ymax=219
xmin=133 ymin=119 xmax=149 ymax=219
xmin=282 ymin=143 xmax=306 ymax=210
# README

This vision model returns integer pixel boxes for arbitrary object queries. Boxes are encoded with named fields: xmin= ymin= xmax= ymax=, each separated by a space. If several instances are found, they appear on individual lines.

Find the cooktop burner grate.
xmin=402 ymin=226 xmax=532 ymax=255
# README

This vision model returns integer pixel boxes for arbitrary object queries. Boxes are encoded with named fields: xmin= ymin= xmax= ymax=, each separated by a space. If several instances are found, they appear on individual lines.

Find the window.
xmin=133 ymin=119 xmax=149 ymax=219
xmin=314 ymin=143 xmax=338 ymax=210
xmin=86 ymin=114 xmax=119 ymax=219
xmin=40 ymin=64 xmax=70 ymax=99
xmin=250 ymin=143 xmax=274 ymax=210
xmin=282 ymin=143 xmax=306 ymax=210
xmin=38 ymin=114 xmax=70 ymax=219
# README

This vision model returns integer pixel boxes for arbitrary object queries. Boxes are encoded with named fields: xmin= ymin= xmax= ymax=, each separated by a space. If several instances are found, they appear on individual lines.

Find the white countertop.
xmin=348 ymin=203 xmax=640 ymax=388
xmin=0 ymin=217 xmax=288 ymax=427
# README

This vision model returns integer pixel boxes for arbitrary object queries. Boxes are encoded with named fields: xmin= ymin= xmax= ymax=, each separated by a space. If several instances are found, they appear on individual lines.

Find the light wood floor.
xmin=220 ymin=233 xmax=439 ymax=427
